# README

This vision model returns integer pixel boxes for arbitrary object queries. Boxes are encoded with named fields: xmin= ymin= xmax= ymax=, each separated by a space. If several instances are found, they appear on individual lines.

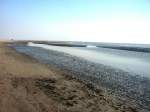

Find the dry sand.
xmin=0 ymin=42 xmax=138 ymax=112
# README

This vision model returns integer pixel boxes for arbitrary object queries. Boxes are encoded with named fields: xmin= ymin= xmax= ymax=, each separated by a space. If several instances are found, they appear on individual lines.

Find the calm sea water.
xmin=28 ymin=42 xmax=150 ymax=78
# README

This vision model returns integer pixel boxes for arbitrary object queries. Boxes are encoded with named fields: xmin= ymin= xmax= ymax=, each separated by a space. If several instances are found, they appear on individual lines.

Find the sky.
xmin=0 ymin=0 xmax=150 ymax=44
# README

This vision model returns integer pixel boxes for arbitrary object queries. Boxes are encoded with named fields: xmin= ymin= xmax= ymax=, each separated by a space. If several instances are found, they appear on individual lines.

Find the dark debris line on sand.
xmin=12 ymin=45 xmax=150 ymax=111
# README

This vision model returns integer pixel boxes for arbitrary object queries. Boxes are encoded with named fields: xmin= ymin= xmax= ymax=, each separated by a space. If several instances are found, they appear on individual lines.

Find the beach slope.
xmin=0 ymin=42 xmax=139 ymax=112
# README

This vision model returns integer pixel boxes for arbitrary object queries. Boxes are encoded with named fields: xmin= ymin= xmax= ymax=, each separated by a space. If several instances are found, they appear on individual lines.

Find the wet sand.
xmin=0 ymin=42 xmax=145 ymax=112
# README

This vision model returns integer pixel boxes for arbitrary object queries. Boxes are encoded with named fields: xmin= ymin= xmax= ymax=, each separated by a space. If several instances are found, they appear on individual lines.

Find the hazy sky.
xmin=0 ymin=0 xmax=150 ymax=43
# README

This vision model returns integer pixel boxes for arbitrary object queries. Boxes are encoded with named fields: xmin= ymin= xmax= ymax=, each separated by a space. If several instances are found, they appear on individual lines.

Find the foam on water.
xmin=28 ymin=42 xmax=150 ymax=78
xmin=86 ymin=45 xmax=97 ymax=48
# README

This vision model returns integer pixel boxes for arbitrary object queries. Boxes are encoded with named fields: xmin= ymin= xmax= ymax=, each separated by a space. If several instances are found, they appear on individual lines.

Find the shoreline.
xmin=13 ymin=42 xmax=150 ymax=111
xmin=0 ymin=41 xmax=148 ymax=112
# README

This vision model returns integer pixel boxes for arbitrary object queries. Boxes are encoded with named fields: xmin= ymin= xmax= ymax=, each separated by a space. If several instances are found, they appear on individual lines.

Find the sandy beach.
xmin=0 ymin=42 xmax=145 ymax=112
